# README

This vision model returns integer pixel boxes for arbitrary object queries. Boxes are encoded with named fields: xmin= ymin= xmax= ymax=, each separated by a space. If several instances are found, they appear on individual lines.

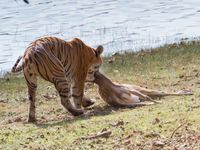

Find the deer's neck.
xmin=94 ymin=72 xmax=115 ymax=88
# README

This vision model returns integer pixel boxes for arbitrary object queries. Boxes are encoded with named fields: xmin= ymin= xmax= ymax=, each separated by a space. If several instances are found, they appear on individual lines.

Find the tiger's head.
xmin=86 ymin=45 xmax=104 ymax=82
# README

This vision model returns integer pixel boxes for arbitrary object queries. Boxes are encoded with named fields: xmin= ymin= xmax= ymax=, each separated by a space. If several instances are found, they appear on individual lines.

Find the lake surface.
xmin=1 ymin=0 xmax=200 ymax=72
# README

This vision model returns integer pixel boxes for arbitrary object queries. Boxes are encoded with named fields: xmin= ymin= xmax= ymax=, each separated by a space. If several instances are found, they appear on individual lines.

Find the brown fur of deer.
xmin=90 ymin=71 xmax=192 ymax=107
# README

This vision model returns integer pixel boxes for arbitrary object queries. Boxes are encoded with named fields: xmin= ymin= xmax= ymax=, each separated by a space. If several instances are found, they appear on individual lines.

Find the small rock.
xmin=153 ymin=140 xmax=165 ymax=147
xmin=124 ymin=139 xmax=131 ymax=146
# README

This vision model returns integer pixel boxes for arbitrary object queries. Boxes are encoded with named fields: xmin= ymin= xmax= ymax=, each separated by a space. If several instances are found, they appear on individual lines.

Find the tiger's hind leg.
xmin=23 ymin=67 xmax=37 ymax=123
xmin=31 ymin=50 xmax=84 ymax=116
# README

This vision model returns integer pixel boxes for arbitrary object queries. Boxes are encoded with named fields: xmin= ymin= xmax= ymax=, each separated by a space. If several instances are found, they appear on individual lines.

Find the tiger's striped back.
xmin=20 ymin=37 xmax=102 ymax=81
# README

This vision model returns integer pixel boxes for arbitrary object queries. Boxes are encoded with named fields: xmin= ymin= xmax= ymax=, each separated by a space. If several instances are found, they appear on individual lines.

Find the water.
xmin=1 ymin=0 xmax=200 ymax=72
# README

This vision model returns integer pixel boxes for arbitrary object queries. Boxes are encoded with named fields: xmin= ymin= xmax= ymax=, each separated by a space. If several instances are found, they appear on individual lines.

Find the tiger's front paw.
xmin=82 ymin=97 xmax=96 ymax=107
xmin=70 ymin=109 xmax=84 ymax=116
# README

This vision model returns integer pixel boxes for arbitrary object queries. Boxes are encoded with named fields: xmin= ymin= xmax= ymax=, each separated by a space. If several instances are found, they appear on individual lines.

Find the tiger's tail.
xmin=11 ymin=56 xmax=23 ymax=73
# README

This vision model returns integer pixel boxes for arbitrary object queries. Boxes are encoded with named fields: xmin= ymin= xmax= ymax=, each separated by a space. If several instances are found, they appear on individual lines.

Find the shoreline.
xmin=0 ymin=38 xmax=199 ymax=78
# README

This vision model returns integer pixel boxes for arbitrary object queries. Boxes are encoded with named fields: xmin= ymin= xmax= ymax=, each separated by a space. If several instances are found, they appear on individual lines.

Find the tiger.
xmin=11 ymin=37 xmax=103 ymax=122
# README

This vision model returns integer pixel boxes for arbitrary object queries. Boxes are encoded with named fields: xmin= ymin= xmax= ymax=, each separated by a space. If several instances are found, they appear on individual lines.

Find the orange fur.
xmin=11 ymin=37 xmax=103 ymax=122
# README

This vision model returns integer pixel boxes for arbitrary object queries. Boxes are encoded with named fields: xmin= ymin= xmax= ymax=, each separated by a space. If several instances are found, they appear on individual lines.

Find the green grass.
xmin=0 ymin=41 xmax=200 ymax=149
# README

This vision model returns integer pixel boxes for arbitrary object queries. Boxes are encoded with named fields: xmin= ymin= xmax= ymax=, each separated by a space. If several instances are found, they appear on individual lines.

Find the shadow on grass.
xmin=35 ymin=104 xmax=135 ymax=128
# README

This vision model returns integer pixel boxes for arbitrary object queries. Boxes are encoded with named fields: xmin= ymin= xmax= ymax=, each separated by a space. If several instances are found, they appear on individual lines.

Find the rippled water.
xmin=1 ymin=0 xmax=200 ymax=72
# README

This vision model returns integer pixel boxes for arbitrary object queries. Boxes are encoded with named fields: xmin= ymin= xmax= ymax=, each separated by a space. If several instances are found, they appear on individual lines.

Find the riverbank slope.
xmin=0 ymin=41 xmax=200 ymax=149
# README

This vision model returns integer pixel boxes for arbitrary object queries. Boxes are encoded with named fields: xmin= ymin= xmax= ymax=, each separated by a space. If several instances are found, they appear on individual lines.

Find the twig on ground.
xmin=170 ymin=108 xmax=192 ymax=138
xmin=170 ymin=122 xmax=186 ymax=138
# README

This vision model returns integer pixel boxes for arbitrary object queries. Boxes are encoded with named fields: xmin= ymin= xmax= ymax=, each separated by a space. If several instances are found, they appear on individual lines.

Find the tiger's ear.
xmin=96 ymin=45 xmax=104 ymax=56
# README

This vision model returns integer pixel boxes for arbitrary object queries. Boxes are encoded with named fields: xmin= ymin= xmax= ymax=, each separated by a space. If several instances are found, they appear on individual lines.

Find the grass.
xmin=0 ymin=41 xmax=200 ymax=149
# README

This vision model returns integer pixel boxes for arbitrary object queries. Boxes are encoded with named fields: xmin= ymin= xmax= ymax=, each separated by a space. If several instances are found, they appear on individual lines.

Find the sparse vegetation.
xmin=0 ymin=41 xmax=200 ymax=149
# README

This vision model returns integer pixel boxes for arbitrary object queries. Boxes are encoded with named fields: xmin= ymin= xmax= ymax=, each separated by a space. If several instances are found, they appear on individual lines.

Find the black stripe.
xmin=41 ymin=62 xmax=50 ymax=81
xmin=28 ymin=54 xmax=32 ymax=63
xmin=24 ymin=73 xmax=37 ymax=89
xmin=34 ymin=54 xmax=45 ymax=79
xmin=65 ymin=71 xmax=71 ymax=78
xmin=56 ymin=80 xmax=66 ymax=87
xmin=59 ymin=93 xmax=68 ymax=98
xmin=38 ymin=52 xmax=51 ymax=81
